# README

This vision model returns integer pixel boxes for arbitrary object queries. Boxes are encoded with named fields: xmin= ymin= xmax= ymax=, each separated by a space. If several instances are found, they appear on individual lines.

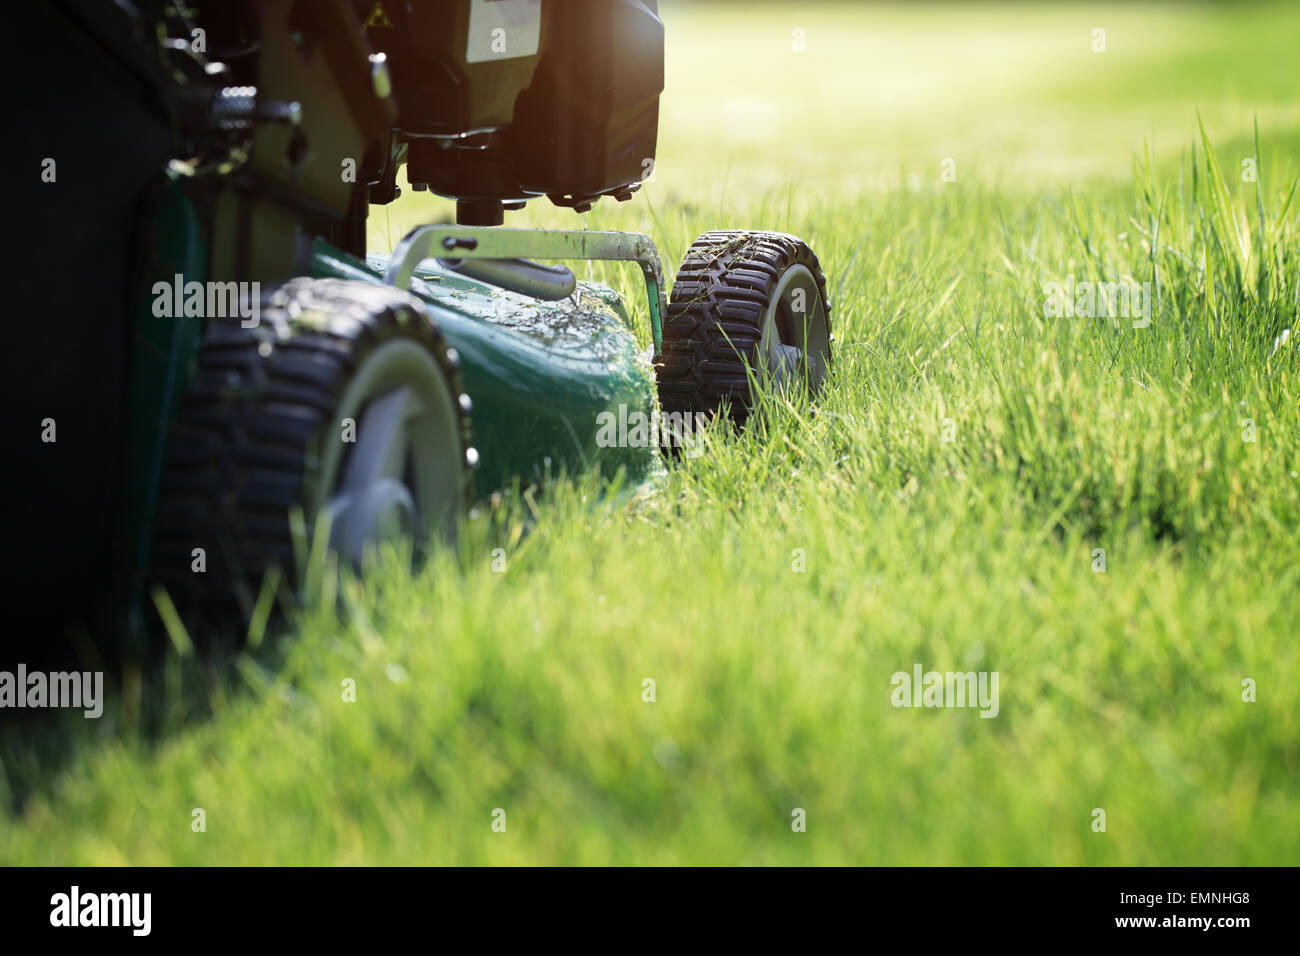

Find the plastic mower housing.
xmin=356 ymin=0 xmax=664 ymax=225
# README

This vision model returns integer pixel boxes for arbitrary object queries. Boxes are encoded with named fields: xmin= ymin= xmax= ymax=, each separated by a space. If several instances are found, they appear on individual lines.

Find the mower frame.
xmin=385 ymin=226 xmax=668 ymax=351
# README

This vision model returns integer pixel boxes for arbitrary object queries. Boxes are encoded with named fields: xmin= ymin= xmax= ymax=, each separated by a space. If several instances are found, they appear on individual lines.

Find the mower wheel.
xmin=149 ymin=277 xmax=474 ymax=626
xmin=655 ymin=230 xmax=832 ymax=427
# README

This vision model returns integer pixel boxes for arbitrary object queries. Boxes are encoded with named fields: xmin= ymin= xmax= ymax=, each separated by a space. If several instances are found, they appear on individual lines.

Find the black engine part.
xmin=358 ymin=0 xmax=663 ymax=221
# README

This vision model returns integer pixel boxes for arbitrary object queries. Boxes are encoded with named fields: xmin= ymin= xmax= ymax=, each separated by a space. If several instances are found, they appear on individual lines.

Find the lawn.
xmin=2 ymin=1 xmax=1298 ymax=865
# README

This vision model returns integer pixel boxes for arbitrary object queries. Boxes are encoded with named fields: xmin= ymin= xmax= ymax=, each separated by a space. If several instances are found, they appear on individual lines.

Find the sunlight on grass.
xmin=3 ymin=1 xmax=1299 ymax=866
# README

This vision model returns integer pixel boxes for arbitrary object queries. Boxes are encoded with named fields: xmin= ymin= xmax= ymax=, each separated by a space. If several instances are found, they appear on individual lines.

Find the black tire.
xmin=149 ymin=277 xmax=474 ymax=628
xmin=655 ymin=230 xmax=832 ymax=428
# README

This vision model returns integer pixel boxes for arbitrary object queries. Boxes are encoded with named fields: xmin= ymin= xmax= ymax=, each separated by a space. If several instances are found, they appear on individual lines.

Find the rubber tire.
xmin=655 ymin=230 xmax=832 ymax=428
xmin=149 ymin=277 xmax=473 ymax=628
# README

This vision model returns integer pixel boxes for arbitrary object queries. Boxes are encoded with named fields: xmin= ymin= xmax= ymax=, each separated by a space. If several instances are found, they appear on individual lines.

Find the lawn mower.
xmin=11 ymin=0 xmax=832 ymax=646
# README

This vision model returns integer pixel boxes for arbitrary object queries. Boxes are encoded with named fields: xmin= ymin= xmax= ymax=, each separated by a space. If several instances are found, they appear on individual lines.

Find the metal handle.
xmin=384 ymin=226 xmax=667 ymax=350
xmin=436 ymin=257 xmax=576 ymax=301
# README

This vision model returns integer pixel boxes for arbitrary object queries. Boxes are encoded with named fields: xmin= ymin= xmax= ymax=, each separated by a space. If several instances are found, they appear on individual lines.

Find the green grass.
xmin=3 ymin=1 xmax=1299 ymax=865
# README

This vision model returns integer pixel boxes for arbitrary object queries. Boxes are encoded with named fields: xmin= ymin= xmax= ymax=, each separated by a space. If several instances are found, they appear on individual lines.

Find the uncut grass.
xmin=3 ymin=1 xmax=1299 ymax=864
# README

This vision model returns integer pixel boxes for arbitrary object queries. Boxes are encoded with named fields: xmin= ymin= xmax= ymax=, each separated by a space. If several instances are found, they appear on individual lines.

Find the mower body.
xmin=11 ymin=0 xmax=665 ymax=640
xmin=14 ymin=0 xmax=830 ymax=648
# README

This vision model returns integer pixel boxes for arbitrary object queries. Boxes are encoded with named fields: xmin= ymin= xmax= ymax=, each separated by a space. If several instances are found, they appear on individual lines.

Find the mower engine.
xmin=354 ymin=0 xmax=664 ymax=227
